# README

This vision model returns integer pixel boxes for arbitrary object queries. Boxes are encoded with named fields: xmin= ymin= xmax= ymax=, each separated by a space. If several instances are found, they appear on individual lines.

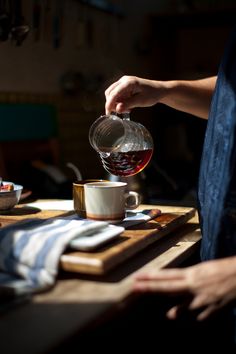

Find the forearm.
xmin=158 ymin=76 xmax=217 ymax=119
xmin=105 ymin=75 xmax=217 ymax=118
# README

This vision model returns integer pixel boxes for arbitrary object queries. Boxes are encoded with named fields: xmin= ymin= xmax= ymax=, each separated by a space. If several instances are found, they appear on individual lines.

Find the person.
xmin=104 ymin=27 xmax=236 ymax=350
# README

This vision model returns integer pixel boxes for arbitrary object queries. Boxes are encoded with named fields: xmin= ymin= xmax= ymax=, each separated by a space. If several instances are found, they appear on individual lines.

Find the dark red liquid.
xmin=101 ymin=149 xmax=153 ymax=176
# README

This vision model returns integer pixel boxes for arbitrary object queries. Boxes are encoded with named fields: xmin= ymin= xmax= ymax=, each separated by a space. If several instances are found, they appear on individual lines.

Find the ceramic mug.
xmin=73 ymin=179 xmax=106 ymax=218
xmin=84 ymin=181 xmax=140 ymax=223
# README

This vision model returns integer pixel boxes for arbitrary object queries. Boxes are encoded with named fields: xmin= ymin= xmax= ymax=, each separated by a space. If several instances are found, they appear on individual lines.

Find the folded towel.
xmin=0 ymin=216 xmax=119 ymax=297
xmin=0 ymin=208 xmax=161 ymax=304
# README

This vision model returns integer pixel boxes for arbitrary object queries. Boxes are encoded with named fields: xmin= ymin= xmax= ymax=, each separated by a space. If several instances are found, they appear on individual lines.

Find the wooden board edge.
xmin=60 ymin=207 xmax=196 ymax=275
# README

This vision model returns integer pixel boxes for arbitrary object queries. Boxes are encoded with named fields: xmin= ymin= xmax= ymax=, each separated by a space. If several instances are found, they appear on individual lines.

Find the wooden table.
xmin=0 ymin=203 xmax=201 ymax=353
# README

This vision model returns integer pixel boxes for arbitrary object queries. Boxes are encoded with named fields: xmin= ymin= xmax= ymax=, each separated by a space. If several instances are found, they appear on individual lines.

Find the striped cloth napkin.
xmin=0 ymin=216 xmax=110 ymax=299
xmin=0 ymin=208 xmax=161 ymax=308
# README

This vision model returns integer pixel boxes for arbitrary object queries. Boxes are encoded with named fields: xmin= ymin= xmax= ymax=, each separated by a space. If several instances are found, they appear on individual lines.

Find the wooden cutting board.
xmin=60 ymin=205 xmax=196 ymax=275
xmin=0 ymin=204 xmax=196 ymax=276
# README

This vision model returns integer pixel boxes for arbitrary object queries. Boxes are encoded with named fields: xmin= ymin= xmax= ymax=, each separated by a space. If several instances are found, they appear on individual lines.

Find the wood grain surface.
xmin=0 ymin=203 xmax=196 ymax=275
xmin=0 ymin=203 xmax=200 ymax=354
xmin=60 ymin=205 xmax=196 ymax=274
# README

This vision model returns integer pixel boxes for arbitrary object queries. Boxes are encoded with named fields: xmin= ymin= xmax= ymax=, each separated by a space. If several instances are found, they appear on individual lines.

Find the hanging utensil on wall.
xmin=10 ymin=0 xmax=30 ymax=46
xmin=43 ymin=0 xmax=52 ymax=43
xmin=76 ymin=2 xmax=86 ymax=48
xmin=32 ymin=0 xmax=41 ymax=41
xmin=86 ymin=5 xmax=94 ymax=49
xmin=52 ymin=0 xmax=64 ymax=49
xmin=0 ymin=0 xmax=11 ymax=41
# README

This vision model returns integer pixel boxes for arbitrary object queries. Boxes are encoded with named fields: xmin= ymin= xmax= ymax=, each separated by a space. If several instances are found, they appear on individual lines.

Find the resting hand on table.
xmin=133 ymin=256 xmax=236 ymax=321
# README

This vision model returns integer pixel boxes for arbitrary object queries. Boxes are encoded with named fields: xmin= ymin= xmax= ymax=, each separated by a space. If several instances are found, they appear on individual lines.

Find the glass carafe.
xmin=89 ymin=112 xmax=153 ymax=177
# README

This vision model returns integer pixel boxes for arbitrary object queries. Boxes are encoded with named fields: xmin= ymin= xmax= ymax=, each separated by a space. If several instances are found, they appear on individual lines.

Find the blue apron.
xmin=198 ymin=27 xmax=236 ymax=260
xmin=197 ymin=27 xmax=236 ymax=347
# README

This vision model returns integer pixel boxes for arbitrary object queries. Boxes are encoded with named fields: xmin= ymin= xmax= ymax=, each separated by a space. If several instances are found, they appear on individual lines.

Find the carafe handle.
xmin=121 ymin=112 xmax=130 ymax=121
xmin=111 ymin=111 xmax=130 ymax=121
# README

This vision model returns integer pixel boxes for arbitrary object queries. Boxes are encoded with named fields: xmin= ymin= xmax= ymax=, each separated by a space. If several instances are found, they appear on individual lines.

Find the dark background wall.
xmin=0 ymin=0 xmax=236 ymax=202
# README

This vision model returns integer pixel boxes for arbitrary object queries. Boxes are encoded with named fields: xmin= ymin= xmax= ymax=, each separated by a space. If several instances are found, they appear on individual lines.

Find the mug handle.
xmin=125 ymin=191 xmax=140 ymax=210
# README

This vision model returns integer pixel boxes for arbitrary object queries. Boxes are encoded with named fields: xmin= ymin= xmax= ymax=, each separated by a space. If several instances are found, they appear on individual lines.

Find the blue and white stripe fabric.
xmin=0 ymin=208 xmax=159 ymax=301
xmin=0 ymin=216 xmax=108 ymax=296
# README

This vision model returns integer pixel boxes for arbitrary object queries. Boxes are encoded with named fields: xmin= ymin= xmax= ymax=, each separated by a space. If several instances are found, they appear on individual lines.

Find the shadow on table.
xmin=60 ymin=222 xmax=201 ymax=283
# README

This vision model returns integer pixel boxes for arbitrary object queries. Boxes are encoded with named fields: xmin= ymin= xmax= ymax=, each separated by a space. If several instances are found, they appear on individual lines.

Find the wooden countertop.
xmin=0 ymin=203 xmax=201 ymax=354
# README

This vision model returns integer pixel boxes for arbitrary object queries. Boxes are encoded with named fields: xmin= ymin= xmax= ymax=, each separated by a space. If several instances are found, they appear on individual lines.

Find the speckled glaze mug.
xmin=73 ymin=179 xmax=107 ymax=218
xmin=84 ymin=181 xmax=140 ymax=223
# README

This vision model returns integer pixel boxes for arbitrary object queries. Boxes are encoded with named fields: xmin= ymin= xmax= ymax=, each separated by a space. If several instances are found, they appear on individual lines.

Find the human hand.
xmin=105 ymin=75 xmax=165 ymax=114
xmin=133 ymin=257 xmax=236 ymax=321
